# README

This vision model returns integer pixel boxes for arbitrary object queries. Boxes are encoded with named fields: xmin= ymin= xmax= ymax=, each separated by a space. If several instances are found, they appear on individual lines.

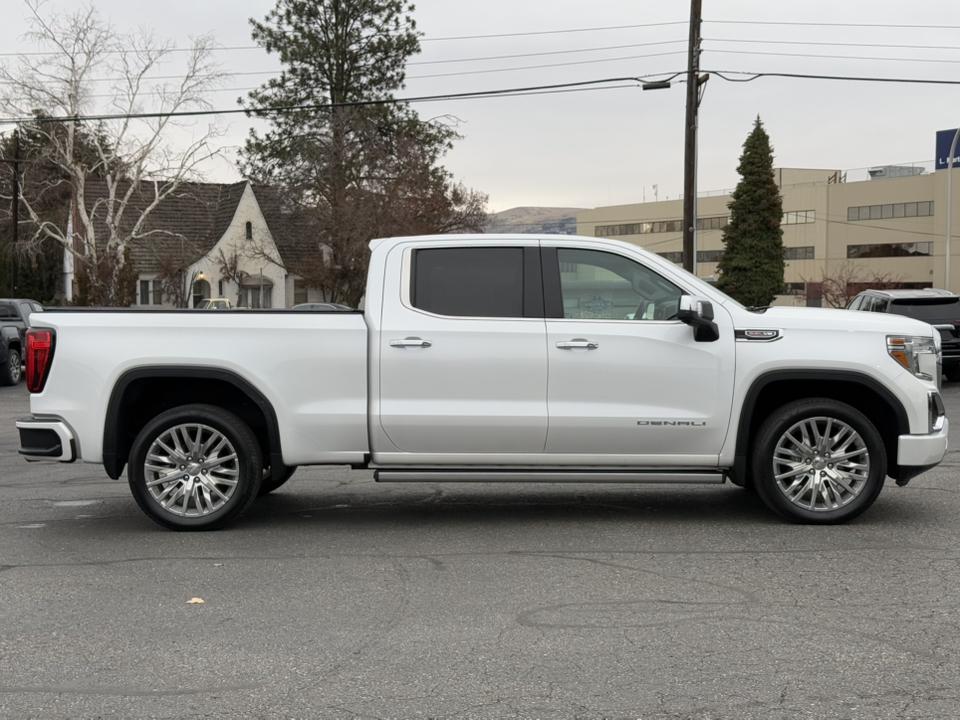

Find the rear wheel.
xmin=751 ymin=398 xmax=886 ymax=524
xmin=0 ymin=348 xmax=21 ymax=386
xmin=128 ymin=404 xmax=262 ymax=531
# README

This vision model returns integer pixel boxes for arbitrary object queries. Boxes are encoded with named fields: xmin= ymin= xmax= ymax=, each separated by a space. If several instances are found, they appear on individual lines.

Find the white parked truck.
xmin=17 ymin=234 xmax=949 ymax=530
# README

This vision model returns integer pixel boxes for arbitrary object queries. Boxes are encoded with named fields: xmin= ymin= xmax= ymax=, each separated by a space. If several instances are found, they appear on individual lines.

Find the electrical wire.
xmin=0 ymin=73 xmax=686 ymax=125
xmin=705 ymin=20 xmax=960 ymax=30
xmin=707 ymin=69 xmax=960 ymax=85
xmin=706 ymin=38 xmax=960 ymax=52
xmin=705 ymin=48 xmax=960 ymax=65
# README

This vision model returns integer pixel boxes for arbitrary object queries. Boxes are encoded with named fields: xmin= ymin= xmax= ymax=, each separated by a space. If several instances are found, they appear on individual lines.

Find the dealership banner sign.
xmin=936 ymin=128 xmax=960 ymax=170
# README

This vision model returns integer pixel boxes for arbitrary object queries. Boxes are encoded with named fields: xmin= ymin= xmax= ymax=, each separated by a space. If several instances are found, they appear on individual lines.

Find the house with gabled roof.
xmin=66 ymin=179 xmax=323 ymax=308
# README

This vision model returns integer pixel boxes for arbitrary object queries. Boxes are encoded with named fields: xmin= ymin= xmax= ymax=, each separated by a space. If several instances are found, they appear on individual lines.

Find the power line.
xmin=0 ymin=73 xmax=685 ymax=125
xmin=705 ymin=20 xmax=960 ymax=30
xmin=706 ymin=37 xmax=960 ymax=52
xmin=705 ymin=48 xmax=960 ymax=65
xmin=406 ymin=50 xmax=687 ymax=80
xmin=707 ymin=69 xmax=960 ymax=85
xmin=0 ymin=21 xmax=690 ymax=59
xmin=418 ymin=21 xmax=688 ymax=42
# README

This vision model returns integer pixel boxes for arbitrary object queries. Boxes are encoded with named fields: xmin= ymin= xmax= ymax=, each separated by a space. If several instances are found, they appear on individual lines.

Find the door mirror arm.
xmin=677 ymin=296 xmax=720 ymax=342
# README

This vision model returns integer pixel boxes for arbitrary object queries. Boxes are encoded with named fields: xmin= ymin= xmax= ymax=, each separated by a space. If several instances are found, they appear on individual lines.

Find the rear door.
xmin=377 ymin=241 xmax=549 ymax=456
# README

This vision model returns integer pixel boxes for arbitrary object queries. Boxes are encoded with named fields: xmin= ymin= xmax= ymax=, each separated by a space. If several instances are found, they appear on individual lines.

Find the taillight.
xmin=25 ymin=329 xmax=55 ymax=393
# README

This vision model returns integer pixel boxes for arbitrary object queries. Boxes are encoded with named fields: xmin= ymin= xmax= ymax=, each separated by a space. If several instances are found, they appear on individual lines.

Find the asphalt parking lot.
xmin=2 ymin=381 xmax=960 ymax=720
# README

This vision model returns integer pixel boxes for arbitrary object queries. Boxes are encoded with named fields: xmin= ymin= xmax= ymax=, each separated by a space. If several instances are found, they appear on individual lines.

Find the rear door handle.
xmin=556 ymin=339 xmax=599 ymax=350
xmin=390 ymin=337 xmax=432 ymax=348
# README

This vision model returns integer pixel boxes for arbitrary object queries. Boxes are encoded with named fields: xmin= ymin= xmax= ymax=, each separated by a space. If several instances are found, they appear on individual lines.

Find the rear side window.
xmin=412 ymin=247 xmax=524 ymax=318
xmin=890 ymin=298 xmax=960 ymax=321
xmin=0 ymin=303 xmax=16 ymax=320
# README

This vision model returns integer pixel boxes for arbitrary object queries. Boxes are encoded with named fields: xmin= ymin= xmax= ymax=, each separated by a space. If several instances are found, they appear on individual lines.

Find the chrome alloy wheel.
xmin=772 ymin=416 xmax=870 ymax=512
xmin=143 ymin=423 xmax=239 ymax=517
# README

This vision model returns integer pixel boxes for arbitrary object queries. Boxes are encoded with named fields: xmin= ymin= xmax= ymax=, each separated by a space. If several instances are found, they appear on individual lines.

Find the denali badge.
xmin=637 ymin=420 xmax=706 ymax=426
xmin=735 ymin=329 xmax=782 ymax=342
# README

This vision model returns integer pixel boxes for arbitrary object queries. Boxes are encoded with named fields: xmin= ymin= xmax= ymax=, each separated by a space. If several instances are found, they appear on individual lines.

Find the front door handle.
xmin=390 ymin=337 xmax=432 ymax=348
xmin=556 ymin=339 xmax=599 ymax=350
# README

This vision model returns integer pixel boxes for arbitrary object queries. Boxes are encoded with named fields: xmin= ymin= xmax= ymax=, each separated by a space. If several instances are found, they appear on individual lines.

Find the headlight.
xmin=887 ymin=335 xmax=938 ymax=382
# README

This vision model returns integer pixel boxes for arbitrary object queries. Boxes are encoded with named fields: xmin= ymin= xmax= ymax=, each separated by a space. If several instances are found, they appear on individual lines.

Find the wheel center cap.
xmin=812 ymin=456 xmax=827 ymax=470
xmin=186 ymin=462 xmax=202 ymax=476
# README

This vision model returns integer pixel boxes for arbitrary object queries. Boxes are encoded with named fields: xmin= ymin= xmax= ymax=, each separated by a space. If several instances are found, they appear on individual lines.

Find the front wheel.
xmin=0 ymin=348 xmax=21 ymax=386
xmin=128 ymin=404 xmax=263 ymax=531
xmin=751 ymin=398 xmax=886 ymax=524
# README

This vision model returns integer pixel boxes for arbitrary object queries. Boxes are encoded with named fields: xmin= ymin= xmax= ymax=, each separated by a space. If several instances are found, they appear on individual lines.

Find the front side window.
xmin=556 ymin=248 xmax=683 ymax=321
xmin=412 ymin=247 xmax=524 ymax=318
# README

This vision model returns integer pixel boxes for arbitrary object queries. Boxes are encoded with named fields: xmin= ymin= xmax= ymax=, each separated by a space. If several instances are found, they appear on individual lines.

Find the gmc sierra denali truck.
xmin=16 ymin=234 xmax=949 ymax=530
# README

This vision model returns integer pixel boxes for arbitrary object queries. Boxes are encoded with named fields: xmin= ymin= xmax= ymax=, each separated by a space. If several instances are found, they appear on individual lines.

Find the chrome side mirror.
xmin=677 ymin=295 xmax=720 ymax=342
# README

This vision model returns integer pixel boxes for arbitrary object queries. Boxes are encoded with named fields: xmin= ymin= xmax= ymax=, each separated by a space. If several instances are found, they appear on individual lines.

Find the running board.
xmin=374 ymin=469 xmax=725 ymax=484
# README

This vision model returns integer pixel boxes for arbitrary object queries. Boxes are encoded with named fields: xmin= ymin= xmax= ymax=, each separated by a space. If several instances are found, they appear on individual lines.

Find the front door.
xmin=542 ymin=245 xmax=735 ymax=463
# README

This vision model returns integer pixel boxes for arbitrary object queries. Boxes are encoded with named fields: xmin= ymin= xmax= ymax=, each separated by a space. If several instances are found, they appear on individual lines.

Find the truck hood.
xmin=738 ymin=306 xmax=934 ymax=336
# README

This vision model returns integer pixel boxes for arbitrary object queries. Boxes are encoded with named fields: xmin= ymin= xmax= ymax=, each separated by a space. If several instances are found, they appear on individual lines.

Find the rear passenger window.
xmin=412 ymin=247 xmax=524 ymax=318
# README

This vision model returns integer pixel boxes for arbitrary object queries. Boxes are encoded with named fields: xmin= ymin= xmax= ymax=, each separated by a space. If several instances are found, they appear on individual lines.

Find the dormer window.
xmin=245 ymin=221 xmax=253 ymax=241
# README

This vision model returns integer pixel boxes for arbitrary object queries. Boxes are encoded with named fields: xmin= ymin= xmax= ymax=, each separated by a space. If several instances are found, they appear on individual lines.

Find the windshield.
xmin=890 ymin=298 xmax=960 ymax=321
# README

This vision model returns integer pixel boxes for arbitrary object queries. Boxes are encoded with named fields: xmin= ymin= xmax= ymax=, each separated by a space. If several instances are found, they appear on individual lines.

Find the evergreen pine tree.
xmin=715 ymin=117 xmax=785 ymax=307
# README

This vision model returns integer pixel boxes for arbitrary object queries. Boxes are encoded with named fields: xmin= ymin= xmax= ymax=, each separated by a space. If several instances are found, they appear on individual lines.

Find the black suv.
xmin=0 ymin=299 xmax=44 ymax=385
xmin=848 ymin=288 xmax=960 ymax=381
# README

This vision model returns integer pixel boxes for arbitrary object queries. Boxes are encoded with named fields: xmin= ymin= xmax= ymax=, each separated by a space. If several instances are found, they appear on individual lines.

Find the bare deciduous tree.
xmin=802 ymin=262 xmax=905 ymax=309
xmin=0 ymin=0 xmax=224 ymax=305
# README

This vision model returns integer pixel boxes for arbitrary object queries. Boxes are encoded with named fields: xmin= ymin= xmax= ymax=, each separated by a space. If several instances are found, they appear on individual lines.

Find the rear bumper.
xmin=16 ymin=417 xmax=77 ymax=463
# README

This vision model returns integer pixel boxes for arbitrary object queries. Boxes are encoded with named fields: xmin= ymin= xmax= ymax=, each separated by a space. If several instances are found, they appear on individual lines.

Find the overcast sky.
xmin=1 ymin=0 xmax=958 ymax=212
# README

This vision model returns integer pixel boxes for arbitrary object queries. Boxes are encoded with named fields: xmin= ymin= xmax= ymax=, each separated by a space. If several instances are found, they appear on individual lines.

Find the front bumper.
xmin=895 ymin=418 xmax=949 ymax=485
xmin=16 ymin=417 xmax=77 ymax=463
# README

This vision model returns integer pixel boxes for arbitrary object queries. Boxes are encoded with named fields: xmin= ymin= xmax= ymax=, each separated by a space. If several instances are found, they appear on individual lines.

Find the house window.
xmin=245 ymin=221 xmax=253 ymax=241
xmin=218 ymin=280 xmax=224 ymax=296
xmin=139 ymin=278 xmax=159 ymax=305
xmin=294 ymin=279 xmax=308 ymax=304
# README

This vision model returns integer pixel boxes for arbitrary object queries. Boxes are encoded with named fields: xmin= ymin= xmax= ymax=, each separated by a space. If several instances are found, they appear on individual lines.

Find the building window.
xmin=782 ymin=210 xmax=816 ymax=225
xmin=783 ymin=282 xmax=806 ymax=295
xmin=596 ymin=216 xmax=728 ymax=238
xmin=294 ymin=279 xmax=308 ymax=304
xmin=657 ymin=251 xmax=684 ymax=264
xmin=239 ymin=286 xmax=273 ymax=309
xmin=696 ymin=250 xmax=723 ymax=263
xmin=784 ymin=246 xmax=815 ymax=260
xmin=847 ymin=201 xmax=934 ymax=221
xmin=218 ymin=280 xmax=224 ymax=296
xmin=696 ymin=216 xmax=728 ymax=231
xmin=245 ymin=221 xmax=253 ymax=241
xmin=847 ymin=242 xmax=933 ymax=259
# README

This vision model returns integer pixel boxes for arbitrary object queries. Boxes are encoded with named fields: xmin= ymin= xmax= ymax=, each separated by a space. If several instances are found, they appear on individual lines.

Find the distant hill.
xmin=486 ymin=206 xmax=587 ymax=235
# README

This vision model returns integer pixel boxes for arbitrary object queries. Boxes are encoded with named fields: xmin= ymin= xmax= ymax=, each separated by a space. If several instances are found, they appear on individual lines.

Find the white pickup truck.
xmin=17 ymin=234 xmax=949 ymax=530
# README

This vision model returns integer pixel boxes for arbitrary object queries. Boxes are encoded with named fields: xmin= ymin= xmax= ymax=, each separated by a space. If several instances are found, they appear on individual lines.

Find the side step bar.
xmin=374 ymin=469 xmax=725 ymax=484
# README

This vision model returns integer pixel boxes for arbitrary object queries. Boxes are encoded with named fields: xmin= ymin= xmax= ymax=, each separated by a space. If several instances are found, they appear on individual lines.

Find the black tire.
xmin=259 ymin=465 xmax=297 ymax=496
xmin=945 ymin=366 xmax=960 ymax=383
xmin=0 ymin=348 xmax=21 ymax=386
xmin=128 ymin=404 xmax=263 ymax=531
xmin=751 ymin=398 xmax=886 ymax=524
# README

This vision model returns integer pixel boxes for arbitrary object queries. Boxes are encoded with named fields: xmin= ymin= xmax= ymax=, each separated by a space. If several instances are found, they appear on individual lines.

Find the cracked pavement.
xmin=2 ymin=381 xmax=960 ymax=719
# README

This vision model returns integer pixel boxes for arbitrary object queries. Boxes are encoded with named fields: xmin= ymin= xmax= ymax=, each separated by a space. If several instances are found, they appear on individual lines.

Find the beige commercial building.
xmin=577 ymin=164 xmax=960 ymax=306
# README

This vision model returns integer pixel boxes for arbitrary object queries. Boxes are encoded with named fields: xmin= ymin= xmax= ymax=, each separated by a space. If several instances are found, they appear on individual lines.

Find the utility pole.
xmin=682 ymin=0 xmax=703 ymax=274
xmin=11 ymin=127 xmax=19 ymax=294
